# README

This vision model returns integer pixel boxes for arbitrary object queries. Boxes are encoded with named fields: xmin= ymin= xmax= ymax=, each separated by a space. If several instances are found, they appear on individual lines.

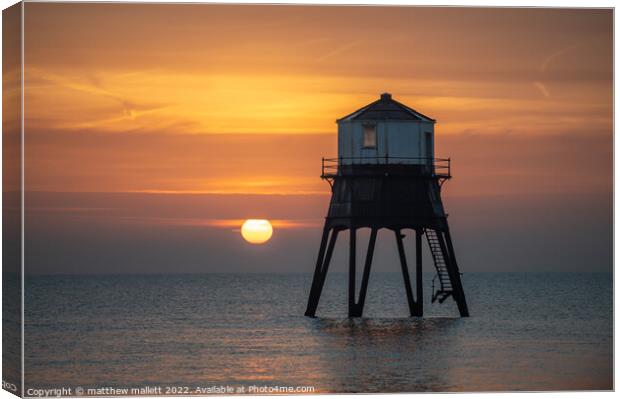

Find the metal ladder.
xmin=425 ymin=229 xmax=453 ymax=303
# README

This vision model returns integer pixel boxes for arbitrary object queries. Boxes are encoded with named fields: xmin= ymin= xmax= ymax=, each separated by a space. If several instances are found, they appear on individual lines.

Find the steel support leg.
xmin=395 ymin=229 xmax=416 ymax=316
xmin=442 ymin=229 xmax=470 ymax=317
xmin=305 ymin=225 xmax=339 ymax=317
xmin=414 ymin=229 xmax=423 ymax=317
xmin=348 ymin=227 xmax=357 ymax=317
xmin=350 ymin=228 xmax=377 ymax=317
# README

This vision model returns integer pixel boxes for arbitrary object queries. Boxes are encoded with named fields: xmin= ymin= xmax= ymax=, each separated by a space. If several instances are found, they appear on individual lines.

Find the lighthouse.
xmin=305 ymin=93 xmax=469 ymax=318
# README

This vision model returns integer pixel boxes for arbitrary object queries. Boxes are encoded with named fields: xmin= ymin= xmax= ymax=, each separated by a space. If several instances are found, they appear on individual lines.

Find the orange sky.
xmin=12 ymin=3 xmax=612 ymax=274
xmin=22 ymin=4 xmax=612 ymax=196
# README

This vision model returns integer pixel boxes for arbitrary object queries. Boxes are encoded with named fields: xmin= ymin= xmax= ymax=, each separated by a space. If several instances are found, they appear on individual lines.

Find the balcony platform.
xmin=321 ymin=157 xmax=451 ymax=180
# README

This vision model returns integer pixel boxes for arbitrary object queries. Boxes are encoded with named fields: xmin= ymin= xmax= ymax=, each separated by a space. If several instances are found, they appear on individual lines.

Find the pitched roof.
xmin=337 ymin=93 xmax=435 ymax=123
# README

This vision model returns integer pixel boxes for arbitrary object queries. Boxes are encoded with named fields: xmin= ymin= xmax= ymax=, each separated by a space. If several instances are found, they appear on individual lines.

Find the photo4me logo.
xmin=247 ymin=385 xmax=315 ymax=394
xmin=2 ymin=380 xmax=18 ymax=393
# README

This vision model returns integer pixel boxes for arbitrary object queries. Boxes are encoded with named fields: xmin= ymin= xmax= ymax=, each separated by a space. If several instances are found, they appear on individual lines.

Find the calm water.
xmin=24 ymin=273 xmax=612 ymax=393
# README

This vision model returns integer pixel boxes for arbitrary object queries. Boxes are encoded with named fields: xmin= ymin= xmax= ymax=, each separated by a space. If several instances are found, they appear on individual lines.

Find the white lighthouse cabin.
xmin=336 ymin=93 xmax=436 ymax=165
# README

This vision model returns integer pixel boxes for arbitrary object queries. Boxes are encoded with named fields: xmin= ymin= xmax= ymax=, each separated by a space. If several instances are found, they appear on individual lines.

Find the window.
xmin=363 ymin=125 xmax=377 ymax=148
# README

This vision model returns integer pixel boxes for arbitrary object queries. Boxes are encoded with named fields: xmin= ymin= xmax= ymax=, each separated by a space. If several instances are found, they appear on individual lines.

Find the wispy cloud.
xmin=111 ymin=217 xmax=322 ymax=230
xmin=540 ymin=43 xmax=581 ymax=73
xmin=533 ymin=81 xmax=550 ymax=98
xmin=533 ymin=42 xmax=581 ymax=98
xmin=316 ymin=40 xmax=362 ymax=61
xmin=26 ymin=67 xmax=170 ymax=130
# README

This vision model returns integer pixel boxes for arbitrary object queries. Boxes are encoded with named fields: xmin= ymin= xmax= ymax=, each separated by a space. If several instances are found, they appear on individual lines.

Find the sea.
xmin=22 ymin=272 xmax=612 ymax=393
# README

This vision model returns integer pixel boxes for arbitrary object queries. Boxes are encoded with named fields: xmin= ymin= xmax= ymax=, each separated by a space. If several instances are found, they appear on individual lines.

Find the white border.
xmin=0 ymin=2 xmax=615 ymax=399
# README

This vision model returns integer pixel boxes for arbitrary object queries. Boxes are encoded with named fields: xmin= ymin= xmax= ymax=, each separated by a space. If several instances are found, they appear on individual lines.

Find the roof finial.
xmin=380 ymin=92 xmax=392 ymax=101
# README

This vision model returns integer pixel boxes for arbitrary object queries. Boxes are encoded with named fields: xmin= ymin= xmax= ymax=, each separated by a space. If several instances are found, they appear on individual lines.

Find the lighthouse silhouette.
xmin=305 ymin=93 xmax=469 ymax=318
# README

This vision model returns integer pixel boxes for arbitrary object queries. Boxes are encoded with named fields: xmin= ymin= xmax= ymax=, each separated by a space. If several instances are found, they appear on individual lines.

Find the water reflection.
xmin=305 ymin=317 xmax=464 ymax=392
xmin=311 ymin=317 xmax=462 ymax=336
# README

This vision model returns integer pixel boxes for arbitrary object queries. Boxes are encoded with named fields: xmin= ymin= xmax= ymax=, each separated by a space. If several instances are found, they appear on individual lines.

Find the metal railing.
xmin=321 ymin=156 xmax=451 ymax=179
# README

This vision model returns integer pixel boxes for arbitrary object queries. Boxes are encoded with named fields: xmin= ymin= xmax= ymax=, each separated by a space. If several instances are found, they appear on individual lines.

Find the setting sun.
xmin=241 ymin=219 xmax=273 ymax=244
